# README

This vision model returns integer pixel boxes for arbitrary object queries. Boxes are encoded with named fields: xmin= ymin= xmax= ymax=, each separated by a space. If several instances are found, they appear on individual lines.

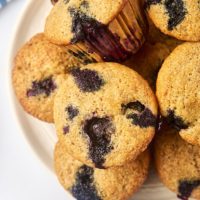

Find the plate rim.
xmin=7 ymin=0 xmax=53 ymax=173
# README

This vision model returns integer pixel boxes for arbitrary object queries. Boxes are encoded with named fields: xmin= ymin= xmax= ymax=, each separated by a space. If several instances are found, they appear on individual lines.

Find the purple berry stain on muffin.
xmin=71 ymin=68 xmax=104 ymax=92
xmin=63 ymin=125 xmax=70 ymax=134
xmin=122 ymin=101 xmax=157 ymax=128
xmin=83 ymin=117 xmax=115 ymax=168
xmin=166 ymin=109 xmax=189 ymax=131
xmin=164 ymin=0 xmax=187 ymax=31
xmin=66 ymin=105 xmax=79 ymax=120
xmin=68 ymin=7 xmax=131 ymax=62
xmin=178 ymin=180 xmax=200 ymax=200
xmin=71 ymin=165 xmax=101 ymax=200
xmin=27 ymin=76 xmax=56 ymax=97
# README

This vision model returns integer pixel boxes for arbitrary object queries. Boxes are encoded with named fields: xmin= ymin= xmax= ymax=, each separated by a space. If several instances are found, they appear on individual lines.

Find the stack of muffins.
xmin=12 ymin=0 xmax=200 ymax=199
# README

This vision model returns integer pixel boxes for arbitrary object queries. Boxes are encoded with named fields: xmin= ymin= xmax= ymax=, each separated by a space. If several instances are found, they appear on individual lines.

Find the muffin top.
xmin=145 ymin=0 xmax=200 ymax=41
xmin=45 ymin=0 xmax=127 ymax=44
xmin=156 ymin=42 xmax=200 ymax=146
xmin=12 ymin=33 xmax=80 ymax=122
xmin=54 ymin=142 xmax=150 ymax=200
xmin=154 ymin=126 xmax=200 ymax=200
xmin=54 ymin=62 xmax=157 ymax=168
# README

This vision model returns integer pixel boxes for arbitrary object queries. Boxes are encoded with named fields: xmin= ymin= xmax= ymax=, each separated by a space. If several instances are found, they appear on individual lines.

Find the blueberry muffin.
xmin=54 ymin=62 xmax=157 ymax=168
xmin=12 ymin=33 xmax=82 ymax=122
xmin=124 ymin=42 xmax=171 ymax=90
xmin=54 ymin=142 xmax=150 ymax=200
xmin=45 ymin=0 xmax=148 ymax=62
xmin=154 ymin=125 xmax=200 ymax=200
xmin=145 ymin=0 xmax=200 ymax=41
xmin=156 ymin=42 xmax=200 ymax=146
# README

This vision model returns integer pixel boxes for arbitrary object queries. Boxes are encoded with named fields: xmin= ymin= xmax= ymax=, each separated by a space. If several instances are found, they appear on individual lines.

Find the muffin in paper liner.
xmin=45 ymin=0 xmax=148 ymax=62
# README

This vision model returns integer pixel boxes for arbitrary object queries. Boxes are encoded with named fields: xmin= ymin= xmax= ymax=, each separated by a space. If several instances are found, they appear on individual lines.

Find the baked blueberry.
xmin=66 ymin=105 xmax=79 ymax=120
xmin=27 ymin=76 xmax=56 ymax=97
xmin=71 ymin=68 xmax=104 ymax=92
xmin=122 ymin=101 xmax=157 ymax=128
xmin=164 ymin=0 xmax=187 ymax=31
xmin=71 ymin=165 xmax=101 ymax=200
xmin=178 ymin=180 xmax=200 ymax=200
xmin=166 ymin=109 xmax=189 ymax=131
xmin=83 ymin=117 xmax=114 ymax=168
xmin=63 ymin=126 xmax=70 ymax=134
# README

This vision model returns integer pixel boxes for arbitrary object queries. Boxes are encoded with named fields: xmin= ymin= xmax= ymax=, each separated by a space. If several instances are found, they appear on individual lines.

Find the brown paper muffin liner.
xmin=69 ymin=0 xmax=148 ymax=62
xmin=110 ymin=0 xmax=147 ymax=53
xmin=67 ymin=42 xmax=103 ymax=65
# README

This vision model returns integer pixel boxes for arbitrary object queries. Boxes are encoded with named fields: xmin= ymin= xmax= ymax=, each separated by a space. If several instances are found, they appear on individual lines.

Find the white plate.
xmin=8 ymin=1 xmax=178 ymax=199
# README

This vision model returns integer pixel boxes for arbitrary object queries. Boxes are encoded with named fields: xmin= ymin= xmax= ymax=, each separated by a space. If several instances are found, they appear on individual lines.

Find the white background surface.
xmin=0 ymin=1 xmax=68 ymax=199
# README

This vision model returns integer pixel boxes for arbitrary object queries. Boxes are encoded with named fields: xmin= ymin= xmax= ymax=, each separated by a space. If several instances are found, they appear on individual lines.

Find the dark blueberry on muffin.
xmin=83 ymin=117 xmax=114 ymax=168
xmin=27 ymin=76 xmax=56 ymax=97
xmin=71 ymin=68 xmax=104 ymax=92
